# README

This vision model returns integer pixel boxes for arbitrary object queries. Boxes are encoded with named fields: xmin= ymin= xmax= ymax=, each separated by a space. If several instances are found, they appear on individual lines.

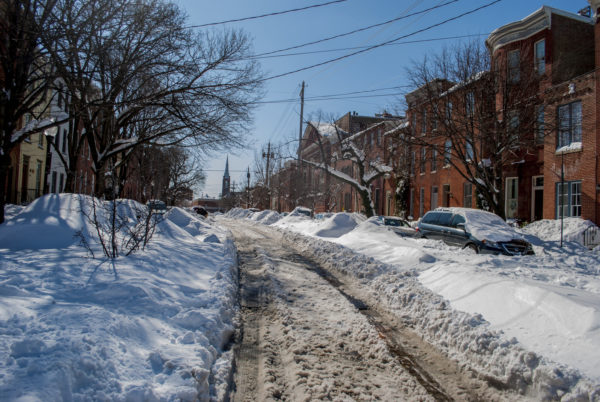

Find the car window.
xmin=422 ymin=212 xmax=441 ymax=224
xmin=400 ymin=220 xmax=410 ymax=227
xmin=437 ymin=213 xmax=454 ymax=226
xmin=384 ymin=218 xmax=400 ymax=226
xmin=450 ymin=214 xmax=466 ymax=227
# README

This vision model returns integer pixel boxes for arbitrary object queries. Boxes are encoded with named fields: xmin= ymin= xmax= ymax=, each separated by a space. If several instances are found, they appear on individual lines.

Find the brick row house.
xmin=403 ymin=4 xmax=600 ymax=225
xmin=293 ymin=112 xmax=403 ymax=215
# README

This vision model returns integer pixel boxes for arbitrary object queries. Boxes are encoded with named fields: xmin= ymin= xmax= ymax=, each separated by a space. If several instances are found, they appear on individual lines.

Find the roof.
xmin=486 ymin=6 xmax=593 ymax=53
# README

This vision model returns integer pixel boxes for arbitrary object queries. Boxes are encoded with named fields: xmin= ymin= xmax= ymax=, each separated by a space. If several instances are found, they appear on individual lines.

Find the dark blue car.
xmin=416 ymin=208 xmax=534 ymax=255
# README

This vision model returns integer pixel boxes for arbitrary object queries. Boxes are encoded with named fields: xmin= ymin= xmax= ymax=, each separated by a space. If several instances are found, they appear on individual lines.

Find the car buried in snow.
xmin=415 ymin=207 xmax=534 ymax=255
xmin=377 ymin=216 xmax=418 ymax=237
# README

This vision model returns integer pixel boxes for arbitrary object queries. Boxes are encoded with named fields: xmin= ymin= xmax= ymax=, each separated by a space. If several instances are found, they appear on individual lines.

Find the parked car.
xmin=291 ymin=206 xmax=312 ymax=218
xmin=315 ymin=212 xmax=333 ymax=220
xmin=415 ymin=208 xmax=534 ymax=255
xmin=377 ymin=216 xmax=417 ymax=237
xmin=193 ymin=206 xmax=208 ymax=217
xmin=147 ymin=199 xmax=167 ymax=214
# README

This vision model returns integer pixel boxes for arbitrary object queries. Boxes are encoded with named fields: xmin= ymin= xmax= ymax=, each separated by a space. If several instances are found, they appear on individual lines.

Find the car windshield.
xmin=384 ymin=218 xmax=401 ymax=226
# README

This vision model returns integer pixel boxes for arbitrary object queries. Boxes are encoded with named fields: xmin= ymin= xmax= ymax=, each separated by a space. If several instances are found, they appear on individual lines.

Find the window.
xmin=38 ymin=132 xmax=44 ymax=149
xmin=410 ymin=151 xmax=415 ymax=175
xmin=463 ymin=182 xmax=473 ymax=208
xmin=444 ymin=140 xmax=451 ymax=165
xmin=534 ymin=39 xmax=545 ymax=75
xmin=556 ymin=181 xmax=581 ymax=218
xmin=557 ymin=101 xmax=582 ymax=149
xmin=508 ymin=49 xmax=520 ymax=83
xmin=445 ymin=101 xmax=453 ymax=123
xmin=411 ymin=113 xmax=417 ymax=136
xmin=432 ymin=104 xmax=438 ymax=131
xmin=62 ymin=129 xmax=67 ymax=153
xmin=431 ymin=186 xmax=438 ymax=209
xmin=421 ymin=109 xmax=427 ymax=135
xmin=466 ymin=92 xmax=475 ymax=117
xmin=536 ymin=106 xmax=545 ymax=145
xmin=57 ymin=83 xmax=63 ymax=109
xmin=420 ymin=147 xmax=427 ymax=174
xmin=59 ymin=173 xmax=64 ymax=193
xmin=466 ymin=141 xmax=474 ymax=161
xmin=419 ymin=187 xmax=425 ymax=217
xmin=431 ymin=148 xmax=438 ymax=172
xmin=377 ymin=128 xmax=382 ymax=146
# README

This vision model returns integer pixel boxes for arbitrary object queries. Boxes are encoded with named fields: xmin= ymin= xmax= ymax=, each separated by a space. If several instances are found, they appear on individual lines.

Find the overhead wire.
xmin=259 ymin=0 xmax=502 ymax=82
xmin=252 ymin=0 xmax=459 ymax=58
xmin=186 ymin=0 xmax=348 ymax=28
xmin=249 ymin=34 xmax=489 ymax=60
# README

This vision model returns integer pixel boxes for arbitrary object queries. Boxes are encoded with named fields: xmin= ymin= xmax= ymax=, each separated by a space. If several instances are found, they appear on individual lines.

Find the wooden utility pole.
xmin=297 ymin=81 xmax=305 ymax=205
xmin=246 ymin=167 xmax=250 ymax=208
xmin=263 ymin=142 xmax=273 ymax=209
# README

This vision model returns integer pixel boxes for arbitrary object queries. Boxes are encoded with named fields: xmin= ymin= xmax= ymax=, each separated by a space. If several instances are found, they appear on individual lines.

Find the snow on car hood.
xmin=462 ymin=209 xmax=524 ymax=243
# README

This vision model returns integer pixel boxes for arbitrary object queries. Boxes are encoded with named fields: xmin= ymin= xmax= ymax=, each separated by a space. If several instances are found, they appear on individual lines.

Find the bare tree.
xmin=41 ymin=0 xmax=263 ymax=198
xmin=302 ymin=120 xmax=393 ymax=218
xmin=0 ymin=0 xmax=58 ymax=223
xmin=161 ymin=147 xmax=204 ymax=206
xmin=400 ymin=40 xmax=550 ymax=219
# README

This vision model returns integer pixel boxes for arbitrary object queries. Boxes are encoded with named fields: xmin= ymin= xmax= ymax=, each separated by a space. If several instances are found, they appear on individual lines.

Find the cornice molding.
xmin=486 ymin=6 xmax=592 ymax=54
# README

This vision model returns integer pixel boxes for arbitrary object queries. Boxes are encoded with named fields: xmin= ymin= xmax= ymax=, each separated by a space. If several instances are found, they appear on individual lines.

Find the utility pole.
xmin=246 ymin=167 xmax=250 ymax=209
xmin=297 ymin=81 xmax=305 ymax=206
xmin=263 ymin=142 xmax=273 ymax=209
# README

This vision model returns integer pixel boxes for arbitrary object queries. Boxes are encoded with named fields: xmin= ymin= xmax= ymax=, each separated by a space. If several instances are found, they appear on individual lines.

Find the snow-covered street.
xmin=227 ymin=221 xmax=517 ymax=401
xmin=1 ymin=196 xmax=600 ymax=400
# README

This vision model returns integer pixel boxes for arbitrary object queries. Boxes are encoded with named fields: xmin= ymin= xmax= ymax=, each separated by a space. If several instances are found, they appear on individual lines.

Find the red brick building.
xmin=404 ymin=4 xmax=600 ymax=225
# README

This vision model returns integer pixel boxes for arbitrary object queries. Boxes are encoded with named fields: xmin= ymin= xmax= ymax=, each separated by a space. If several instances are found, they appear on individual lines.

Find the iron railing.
xmin=583 ymin=225 xmax=600 ymax=249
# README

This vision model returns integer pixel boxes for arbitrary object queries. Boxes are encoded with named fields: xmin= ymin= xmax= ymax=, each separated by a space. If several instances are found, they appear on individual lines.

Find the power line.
xmin=253 ymin=91 xmax=408 ymax=105
xmin=260 ymin=0 xmax=502 ymax=82
xmin=252 ymin=0 xmax=459 ymax=58
xmin=252 ymin=85 xmax=410 ymax=105
xmin=187 ymin=0 xmax=348 ymax=29
xmin=249 ymin=34 xmax=489 ymax=60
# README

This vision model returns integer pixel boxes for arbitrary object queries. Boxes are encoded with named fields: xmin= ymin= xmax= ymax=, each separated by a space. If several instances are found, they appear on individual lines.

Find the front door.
xmin=505 ymin=177 xmax=518 ymax=219
xmin=532 ymin=176 xmax=543 ymax=221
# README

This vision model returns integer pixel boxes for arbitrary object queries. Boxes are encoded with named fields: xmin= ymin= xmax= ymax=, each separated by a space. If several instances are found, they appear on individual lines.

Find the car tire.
xmin=465 ymin=243 xmax=479 ymax=254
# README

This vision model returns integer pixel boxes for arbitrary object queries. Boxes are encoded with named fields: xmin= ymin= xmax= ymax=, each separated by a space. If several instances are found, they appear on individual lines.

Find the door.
xmin=532 ymin=176 xmax=543 ymax=221
xmin=505 ymin=177 xmax=518 ymax=219
xmin=21 ymin=156 xmax=30 ymax=203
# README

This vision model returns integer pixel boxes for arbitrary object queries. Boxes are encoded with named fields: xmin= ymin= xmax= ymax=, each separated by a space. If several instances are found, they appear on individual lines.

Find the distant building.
xmin=221 ymin=156 xmax=230 ymax=198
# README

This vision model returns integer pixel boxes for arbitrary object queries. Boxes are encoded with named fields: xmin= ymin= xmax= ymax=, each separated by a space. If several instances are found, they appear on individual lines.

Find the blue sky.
xmin=175 ymin=0 xmax=587 ymax=198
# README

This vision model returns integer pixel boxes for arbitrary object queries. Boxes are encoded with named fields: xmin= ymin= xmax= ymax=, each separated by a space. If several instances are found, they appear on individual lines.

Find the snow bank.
xmin=250 ymin=210 xmax=282 ymax=225
xmin=0 ymin=194 xmax=238 ymax=401
xmin=522 ymin=217 xmax=598 ymax=246
xmin=312 ymin=212 xmax=364 ymax=238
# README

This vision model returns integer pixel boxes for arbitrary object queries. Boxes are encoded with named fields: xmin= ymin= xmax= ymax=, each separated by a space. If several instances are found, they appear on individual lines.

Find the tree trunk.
xmin=0 ymin=154 xmax=11 ymax=224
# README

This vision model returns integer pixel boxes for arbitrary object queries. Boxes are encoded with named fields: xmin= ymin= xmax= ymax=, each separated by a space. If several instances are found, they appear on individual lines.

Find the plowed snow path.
xmin=227 ymin=221 xmax=513 ymax=401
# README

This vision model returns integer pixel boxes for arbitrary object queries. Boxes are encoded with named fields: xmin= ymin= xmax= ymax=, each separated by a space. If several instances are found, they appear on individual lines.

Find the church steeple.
xmin=222 ymin=156 xmax=231 ymax=197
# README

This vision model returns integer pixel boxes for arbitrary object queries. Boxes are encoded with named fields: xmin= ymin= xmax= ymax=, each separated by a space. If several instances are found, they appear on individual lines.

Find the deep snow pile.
xmin=522 ymin=217 xmax=598 ymax=246
xmin=236 ymin=210 xmax=600 ymax=399
xmin=0 ymin=194 xmax=238 ymax=401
